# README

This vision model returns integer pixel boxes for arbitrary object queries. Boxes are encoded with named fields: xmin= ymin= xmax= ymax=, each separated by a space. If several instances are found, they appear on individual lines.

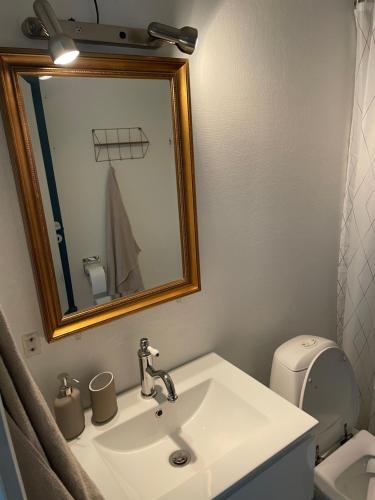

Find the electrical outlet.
xmin=22 ymin=332 xmax=41 ymax=357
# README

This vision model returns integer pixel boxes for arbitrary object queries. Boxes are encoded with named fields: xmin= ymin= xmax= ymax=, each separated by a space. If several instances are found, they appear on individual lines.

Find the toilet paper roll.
xmin=86 ymin=264 xmax=107 ymax=296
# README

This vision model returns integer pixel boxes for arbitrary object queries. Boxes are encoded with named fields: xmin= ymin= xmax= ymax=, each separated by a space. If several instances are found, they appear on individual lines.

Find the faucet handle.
xmin=148 ymin=346 xmax=159 ymax=357
xmin=139 ymin=338 xmax=159 ymax=357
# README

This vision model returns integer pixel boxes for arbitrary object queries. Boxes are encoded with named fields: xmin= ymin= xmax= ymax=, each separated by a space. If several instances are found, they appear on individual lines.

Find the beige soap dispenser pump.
xmin=54 ymin=373 xmax=85 ymax=441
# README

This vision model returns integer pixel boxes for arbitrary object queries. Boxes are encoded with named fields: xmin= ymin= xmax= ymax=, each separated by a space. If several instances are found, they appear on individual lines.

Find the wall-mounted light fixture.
xmin=31 ymin=0 xmax=79 ymax=65
xmin=148 ymin=23 xmax=198 ymax=55
xmin=22 ymin=0 xmax=199 ymax=65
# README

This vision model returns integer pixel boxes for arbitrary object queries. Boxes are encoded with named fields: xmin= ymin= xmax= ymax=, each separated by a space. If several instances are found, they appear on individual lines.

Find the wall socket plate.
xmin=22 ymin=332 xmax=41 ymax=357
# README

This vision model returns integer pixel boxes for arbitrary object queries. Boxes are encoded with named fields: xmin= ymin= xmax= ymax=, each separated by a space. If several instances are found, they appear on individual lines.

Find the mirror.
xmin=20 ymin=76 xmax=183 ymax=313
xmin=0 ymin=50 xmax=200 ymax=340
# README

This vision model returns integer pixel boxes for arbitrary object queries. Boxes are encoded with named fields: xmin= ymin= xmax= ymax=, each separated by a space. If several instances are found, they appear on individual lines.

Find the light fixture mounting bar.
xmin=22 ymin=18 xmax=168 ymax=50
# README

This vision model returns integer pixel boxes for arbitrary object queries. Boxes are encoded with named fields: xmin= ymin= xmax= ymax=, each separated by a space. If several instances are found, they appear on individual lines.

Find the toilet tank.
xmin=270 ymin=335 xmax=336 ymax=406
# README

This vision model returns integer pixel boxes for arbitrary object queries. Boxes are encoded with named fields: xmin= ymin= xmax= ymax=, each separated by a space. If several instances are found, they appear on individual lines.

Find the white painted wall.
xmin=26 ymin=76 xmax=182 ymax=310
xmin=0 ymin=0 xmax=356 ymax=408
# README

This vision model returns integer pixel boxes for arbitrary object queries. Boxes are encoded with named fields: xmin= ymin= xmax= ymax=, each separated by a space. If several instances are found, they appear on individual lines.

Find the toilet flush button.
xmin=301 ymin=338 xmax=318 ymax=348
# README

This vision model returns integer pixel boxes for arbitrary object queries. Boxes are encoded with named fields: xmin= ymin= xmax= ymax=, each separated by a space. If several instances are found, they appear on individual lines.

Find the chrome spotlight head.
xmin=33 ymin=0 xmax=79 ymax=65
xmin=49 ymin=33 xmax=79 ymax=65
xmin=148 ymin=22 xmax=198 ymax=55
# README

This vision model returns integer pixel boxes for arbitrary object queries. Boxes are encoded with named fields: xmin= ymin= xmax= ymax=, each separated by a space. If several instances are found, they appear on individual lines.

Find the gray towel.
xmin=106 ymin=166 xmax=144 ymax=297
xmin=0 ymin=310 xmax=104 ymax=500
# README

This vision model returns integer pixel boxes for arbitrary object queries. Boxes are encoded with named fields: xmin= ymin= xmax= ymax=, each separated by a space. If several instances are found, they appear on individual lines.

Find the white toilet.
xmin=270 ymin=335 xmax=375 ymax=500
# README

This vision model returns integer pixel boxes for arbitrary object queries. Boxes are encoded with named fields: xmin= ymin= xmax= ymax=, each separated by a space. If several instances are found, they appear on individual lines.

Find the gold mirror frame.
xmin=0 ymin=48 xmax=200 ymax=341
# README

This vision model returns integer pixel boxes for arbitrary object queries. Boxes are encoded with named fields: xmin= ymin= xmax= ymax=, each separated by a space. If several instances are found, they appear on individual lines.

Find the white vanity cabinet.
xmin=217 ymin=434 xmax=315 ymax=500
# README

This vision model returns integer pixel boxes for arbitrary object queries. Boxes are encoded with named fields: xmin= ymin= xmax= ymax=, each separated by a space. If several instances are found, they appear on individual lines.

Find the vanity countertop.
xmin=69 ymin=353 xmax=317 ymax=500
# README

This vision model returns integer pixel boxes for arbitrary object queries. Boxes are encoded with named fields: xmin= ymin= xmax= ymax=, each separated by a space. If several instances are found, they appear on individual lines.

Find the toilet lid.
xmin=299 ymin=346 xmax=359 ymax=455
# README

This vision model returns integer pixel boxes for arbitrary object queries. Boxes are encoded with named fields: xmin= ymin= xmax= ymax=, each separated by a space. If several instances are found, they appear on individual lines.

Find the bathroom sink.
xmin=70 ymin=353 xmax=317 ymax=499
xmin=95 ymin=378 xmax=265 ymax=455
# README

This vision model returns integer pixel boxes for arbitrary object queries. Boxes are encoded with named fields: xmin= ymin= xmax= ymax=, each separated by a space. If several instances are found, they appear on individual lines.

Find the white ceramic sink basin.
xmin=70 ymin=353 xmax=317 ymax=499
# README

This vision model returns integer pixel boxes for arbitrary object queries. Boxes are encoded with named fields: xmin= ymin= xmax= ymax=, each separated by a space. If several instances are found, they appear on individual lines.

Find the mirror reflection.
xmin=20 ymin=75 xmax=183 ymax=314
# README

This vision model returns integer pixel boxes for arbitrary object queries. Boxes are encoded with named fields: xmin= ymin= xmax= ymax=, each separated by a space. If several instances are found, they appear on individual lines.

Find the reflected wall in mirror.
xmin=20 ymin=76 xmax=182 ymax=312
xmin=0 ymin=50 xmax=200 ymax=341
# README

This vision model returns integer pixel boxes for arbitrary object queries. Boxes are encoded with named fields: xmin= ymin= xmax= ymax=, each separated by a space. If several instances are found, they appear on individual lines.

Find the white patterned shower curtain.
xmin=338 ymin=0 xmax=375 ymax=432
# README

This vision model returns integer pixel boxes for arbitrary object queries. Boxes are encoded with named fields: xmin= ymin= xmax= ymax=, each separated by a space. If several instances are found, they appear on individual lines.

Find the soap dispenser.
xmin=54 ymin=373 xmax=85 ymax=440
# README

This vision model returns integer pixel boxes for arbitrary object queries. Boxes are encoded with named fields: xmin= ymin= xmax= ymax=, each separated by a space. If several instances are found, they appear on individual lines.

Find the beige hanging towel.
xmin=0 ymin=309 xmax=104 ymax=500
xmin=106 ymin=166 xmax=144 ymax=297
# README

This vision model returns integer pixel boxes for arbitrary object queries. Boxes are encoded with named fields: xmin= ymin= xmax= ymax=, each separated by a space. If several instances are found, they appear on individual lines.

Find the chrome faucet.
xmin=138 ymin=338 xmax=178 ymax=402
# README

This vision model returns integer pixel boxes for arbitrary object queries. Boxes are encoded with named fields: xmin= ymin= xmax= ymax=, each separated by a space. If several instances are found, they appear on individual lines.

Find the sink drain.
xmin=169 ymin=449 xmax=191 ymax=467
